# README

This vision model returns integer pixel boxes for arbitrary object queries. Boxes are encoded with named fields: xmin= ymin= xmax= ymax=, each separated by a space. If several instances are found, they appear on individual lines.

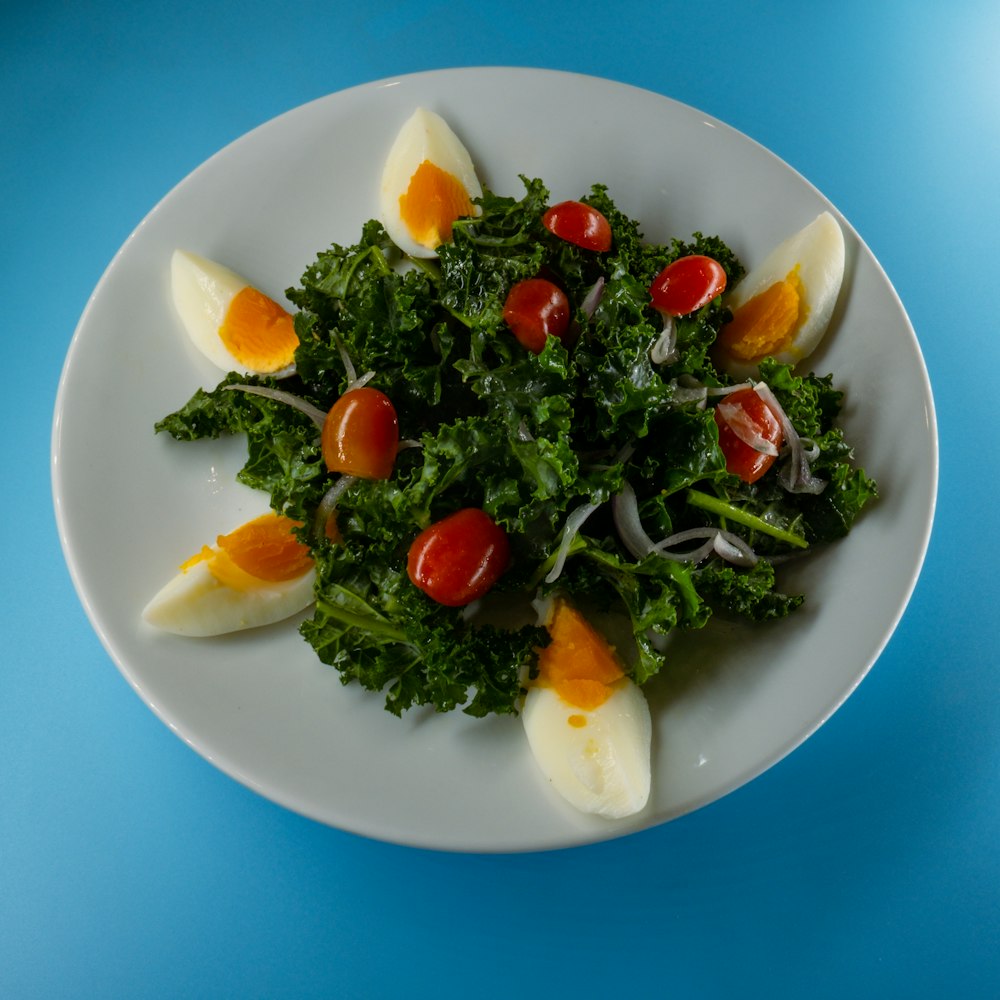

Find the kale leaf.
xmin=154 ymin=177 xmax=877 ymax=717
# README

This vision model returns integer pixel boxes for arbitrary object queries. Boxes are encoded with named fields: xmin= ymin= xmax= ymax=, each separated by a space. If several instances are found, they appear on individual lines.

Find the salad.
xmin=145 ymin=108 xmax=877 ymax=819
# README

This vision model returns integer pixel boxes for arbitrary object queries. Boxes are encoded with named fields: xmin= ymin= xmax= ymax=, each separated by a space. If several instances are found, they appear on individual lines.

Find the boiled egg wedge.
xmin=714 ymin=211 xmax=845 ymax=379
xmin=379 ymin=107 xmax=482 ymax=258
xmin=142 ymin=512 xmax=316 ymax=637
xmin=171 ymin=250 xmax=299 ymax=377
xmin=522 ymin=599 xmax=652 ymax=819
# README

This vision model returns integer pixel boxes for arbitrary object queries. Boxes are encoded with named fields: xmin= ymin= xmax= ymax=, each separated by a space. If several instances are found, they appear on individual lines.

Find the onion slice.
xmin=334 ymin=333 xmax=358 ymax=385
xmin=333 ymin=336 xmax=378 ymax=392
xmin=580 ymin=277 xmax=605 ymax=319
xmin=717 ymin=398 xmax=780 ymax=456
xmin=224 ymin=384 xmax=326 ymax=430
xmin=614 ymin=482 xmax=758 ymax=566
xmin=653 ymin=526 xmax=757 ymax=566
xmin=347 ymin=369 xmax=376 ymax=391
xmin=705 ymin=381 xmax=755 ymax=397
xmin=611 ymin=482 xmax=658 ymax=559
xmin=711 ymin=531 xmax=758 ymax=566
xmin=314 ymin=474 xmax=357 ymax=539
xmin=649 ymin=314 xmax=677 ymax=365
xmin=544 ymin=500 xmax=602 ymax=584
xmin=752 ymin=382 xmax=827 ymax=494
xmin=670 ymin=378 xmax=708 ymax=408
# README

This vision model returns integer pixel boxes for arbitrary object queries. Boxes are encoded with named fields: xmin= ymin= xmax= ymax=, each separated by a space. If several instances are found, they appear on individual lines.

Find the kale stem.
xmin=343 ymin=245 xmax=391 ymax=291
xmin=685 ymin=489 xmax=809 ymax=549
xmin=442 ymin=304 xmax=474 ymax=329
xmin=315 ymin=597 xmax=408 ymax=642
xmin=406 ymin=255 xmax=441 ymax=283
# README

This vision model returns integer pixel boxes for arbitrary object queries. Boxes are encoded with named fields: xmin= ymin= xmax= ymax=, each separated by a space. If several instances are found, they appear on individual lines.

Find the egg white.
xmin=142 ymin=552 xmax=316 ymax=637
xmin=379 ymin=107 xmax=482 ymax=258
xmin=521 ymin=680 xmax=652 ymax=819
xmin=718 ymin=210 xmax=845 ymax=379
xmin=170 ymin=249 xmax=295 ymax=377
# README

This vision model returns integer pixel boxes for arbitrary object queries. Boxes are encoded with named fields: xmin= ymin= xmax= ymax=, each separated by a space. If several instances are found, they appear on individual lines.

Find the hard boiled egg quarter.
xmin=522 ymin=599 xmax=652 ymax=819
xmin=142 ymin=512 xmax=316 ymax=637
xmin=171 ymin=250 xmax=299 ymax=376
xmin=714 ymin=211 xmax=845 ymax=380
xmin=379 ymin=107 xmax=483 ymax=258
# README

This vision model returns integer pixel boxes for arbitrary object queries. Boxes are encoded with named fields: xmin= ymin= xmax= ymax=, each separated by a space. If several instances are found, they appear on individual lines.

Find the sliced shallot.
xmin=544 ymin=500 xmax=602 ymax=584
xmin=654 ymin=526 xmax=757 ymax=566
xmin=670 ymin=378 xmax=709 ymax=408
xmin=611 ymin=482 xmax=658 ymax=560
xmin=334 ymin=333 xmax=358 ymax=385
xmin=314 ymin=474 xmax=357 ymax=539
xmin=613 ymin=482 xmax=758 ymax=566
xmin=650 ymin=314 xmax=677 ymax=365
xmin=580 ymin=277 xmax=605 ymax=319
xmin=332 ymin=335 xmax=376 ymax=391
xmin=710 ymin=531 xmax=758 ymax=566
xmin=716 ymin=398 xmax=781 ymax=457
xmin=752 ymin=382 xmax=827 ymax=494
xmin=224 ymin=384 xmax=326 ymax=430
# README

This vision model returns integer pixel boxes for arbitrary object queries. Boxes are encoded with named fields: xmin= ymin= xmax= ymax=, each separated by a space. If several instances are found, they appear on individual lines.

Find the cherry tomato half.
xmin=321 ymin=386 xmax=399 ymax=479
xmin=713 ymin=386 xmax=784 ymax=483
xmin=407 ymin=508 xmax=510 ymax=607
xmin=542 ymin=201 xmax=612 ymax=253
xmin=649 ymin=255 xmax=727 ymax=316
xmin=503 ymin=278 xmax=571 ymax=353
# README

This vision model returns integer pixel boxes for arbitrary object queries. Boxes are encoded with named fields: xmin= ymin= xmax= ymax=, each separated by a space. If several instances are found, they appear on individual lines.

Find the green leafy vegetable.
xmin=156 ymin=177 xmax=877 ymax=716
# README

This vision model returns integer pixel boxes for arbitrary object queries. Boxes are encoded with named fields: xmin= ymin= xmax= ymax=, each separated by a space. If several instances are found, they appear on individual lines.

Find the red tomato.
xmin=407 ymin=508 xmax=510 ymax=607
xmin=649 ymin=255 xmax=727 ymax=316
xmin=542 ymin=201 xmax=612 ymax=252
xmin=713 ymin=386 xmax=784 ymax=483
xmin=321 ymin=386 xmax=399 ymax=479
xmin=503 ymin=278 xmax=571 ymax=353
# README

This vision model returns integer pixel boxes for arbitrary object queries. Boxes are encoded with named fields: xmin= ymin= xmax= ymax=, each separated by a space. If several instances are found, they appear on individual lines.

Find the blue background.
xmin=4 ymin=2 xmax=998 ymax=996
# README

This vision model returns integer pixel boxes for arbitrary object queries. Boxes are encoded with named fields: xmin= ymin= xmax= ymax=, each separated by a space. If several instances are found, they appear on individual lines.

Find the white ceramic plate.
xmin=52 ymin=68 xmax=936 ymax=852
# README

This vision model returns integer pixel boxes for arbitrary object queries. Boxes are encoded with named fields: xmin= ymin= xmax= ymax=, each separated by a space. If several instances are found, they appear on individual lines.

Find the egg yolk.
xmin=716 ymin=266 xmax=808 ymax=362
xmin=219 ymin=286 xmax=299 ymax=373
xmin=398 ymin=159 xmax=474 ymax=250
xmin=180 ymin=513 xmax=313 ymax=591
xmin=535 ymin=599 xmax=626 ymax=715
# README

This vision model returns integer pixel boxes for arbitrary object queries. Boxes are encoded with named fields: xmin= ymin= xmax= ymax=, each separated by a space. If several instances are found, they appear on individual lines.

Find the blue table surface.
xmin=4 ymin=2 xmax=998 ymax=997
